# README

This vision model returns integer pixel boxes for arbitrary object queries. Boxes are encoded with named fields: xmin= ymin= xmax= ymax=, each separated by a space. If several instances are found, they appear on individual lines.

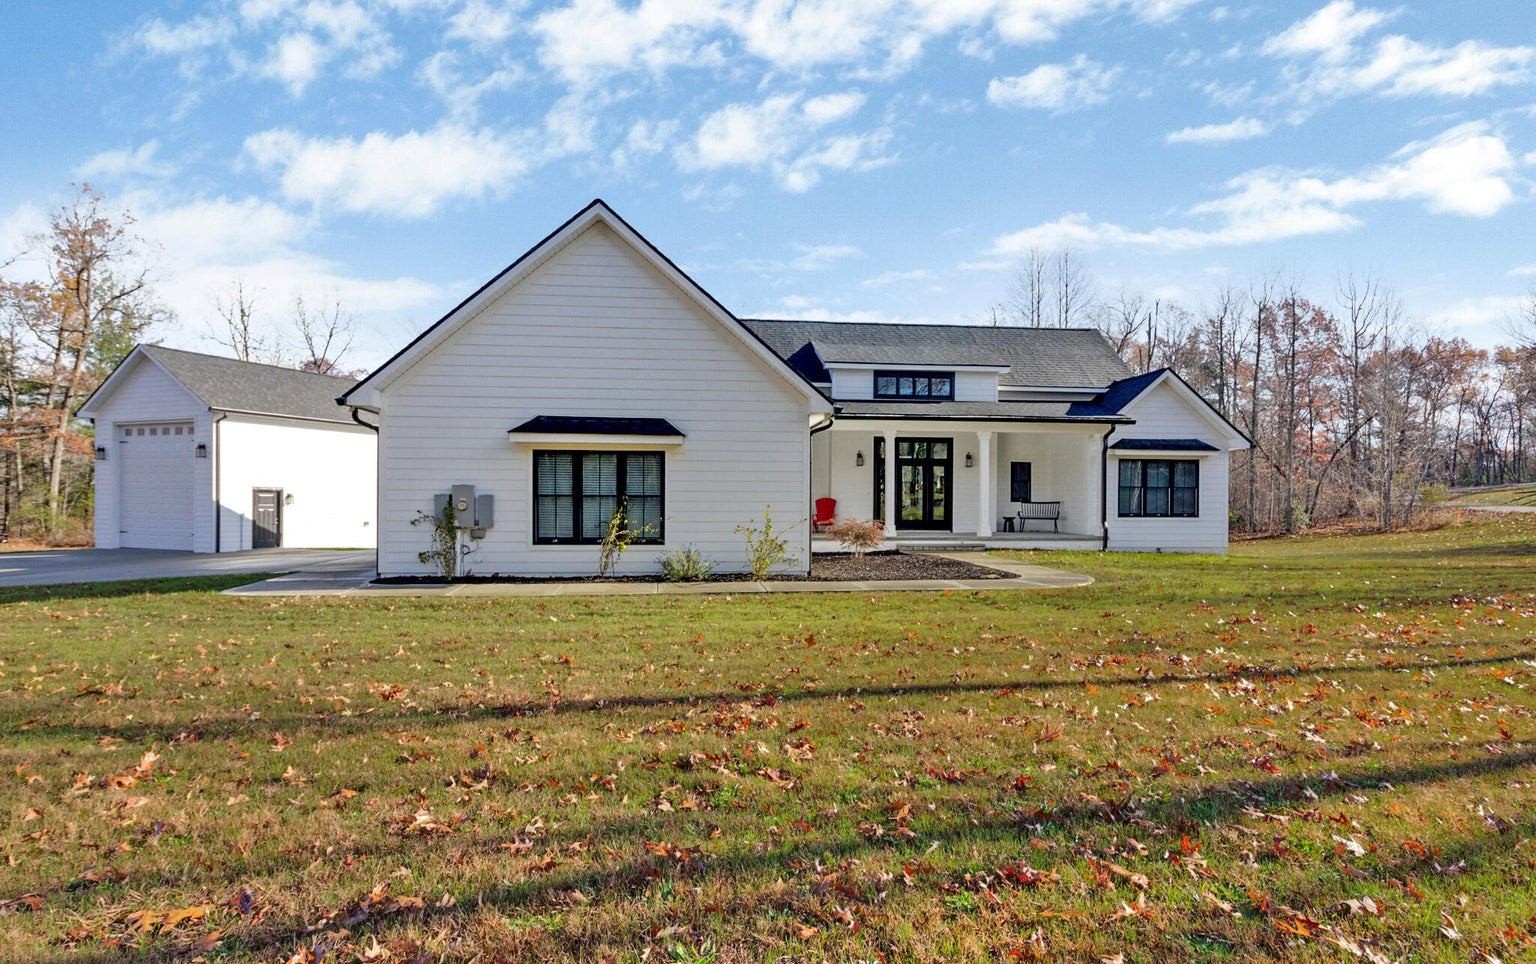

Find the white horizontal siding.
xmin=827 ymin=368 xmax=998 ymax=402
xmin=216 ymin=416 xmax=376 ymax=550
xmin=1105 ymin=380 xmax=1231 ymax=553
xmin=376 ymin=223 xmax=811 ymax=577
xmin=88 ymin=358 xmax=211 ymax=551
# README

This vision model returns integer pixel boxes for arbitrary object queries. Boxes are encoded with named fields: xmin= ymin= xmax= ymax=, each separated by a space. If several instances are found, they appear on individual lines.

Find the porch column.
xmin=977 ymin=430 xmax=994 ymax=537
xmin=882 ymin=429 xmax=897 ymax=537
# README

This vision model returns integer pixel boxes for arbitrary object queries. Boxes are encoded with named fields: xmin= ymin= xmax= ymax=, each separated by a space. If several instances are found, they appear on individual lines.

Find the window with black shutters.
xmin=1117 ymin=459 xmax=1199 ymax=518
xmin=534 ymin=451 xmax=664 ymax=544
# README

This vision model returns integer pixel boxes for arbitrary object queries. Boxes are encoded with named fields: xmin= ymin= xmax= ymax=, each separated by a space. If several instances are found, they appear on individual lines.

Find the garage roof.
xmin=82 ymin=346 xmax=359 ymax=424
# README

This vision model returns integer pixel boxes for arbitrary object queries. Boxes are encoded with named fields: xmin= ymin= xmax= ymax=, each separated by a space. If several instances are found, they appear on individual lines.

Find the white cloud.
xmin=611 ymin=118 xmax=680 ymax=168
xmin=135 ymin=15 xmax=235 ymax=55
xmin=1439 ymin=294 xmax=1528 ymax=331
xmin=38 ymin=190 xmax=443 ymax=364
xmin=862 ymin=268 xmax=934 ymax=286
xmin=1263 ymin=2 xmax=1534 ymax=101
xmin=1510 ymin=263 xmax=1536 ymax=278
xmin=244 ymin=124 xmax=533 ymax=217
xmin=802 ymin=91 xmax=868 ymax=124
xmin=677 ymin=90 xmax=890 ymax=192
xmin=986 ymin=56 xmax=1120 ymax=112
xmin=446 ymin=0 xmax=519 ymax=45
xmin=75 ymin=141 xmax=177 ymax=181
xmin=790 ymin=244 xmax=863 ymax=270
xmin=263 ymin=32 xmax=327 ymax=95
xmin=991 ymin=122 xmax=1521 ymax=253
xmin=1261 ymin=1 xmax=1389 ymax=62
xmin=531 ymin=0 xmax=726 ymax=86
xmin=418 ymin=50 xmax=521 ymax=119
xmin=1164 ymin=116 xmax=1270 ymax=144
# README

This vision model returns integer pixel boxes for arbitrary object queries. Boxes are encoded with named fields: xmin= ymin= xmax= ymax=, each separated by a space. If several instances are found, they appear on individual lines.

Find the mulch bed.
xmin=372 ymin=550 xmax=1006 ymax=585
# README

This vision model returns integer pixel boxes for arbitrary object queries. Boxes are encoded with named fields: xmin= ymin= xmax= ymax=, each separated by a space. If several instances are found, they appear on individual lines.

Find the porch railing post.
xmin=977 ymin=430 xmax=994 ymax=537
xmin=882 ymin=429 xmax=897 ymax=537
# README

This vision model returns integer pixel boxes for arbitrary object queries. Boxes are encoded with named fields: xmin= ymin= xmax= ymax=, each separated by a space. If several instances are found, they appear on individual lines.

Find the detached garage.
xmin=78 ymin=345 xmax=376 ymax=553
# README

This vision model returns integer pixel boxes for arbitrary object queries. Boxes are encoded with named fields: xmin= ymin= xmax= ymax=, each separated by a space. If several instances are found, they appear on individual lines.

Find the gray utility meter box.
xmin=451 ymin=485 xmax=475 ymax=520
xmin=435 ymin=486 xmax=494 ymax=533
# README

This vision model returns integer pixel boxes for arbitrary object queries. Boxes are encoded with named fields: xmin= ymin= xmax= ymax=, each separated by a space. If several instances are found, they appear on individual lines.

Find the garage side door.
xmin=117 ymin=422 xmax=196 ymax=550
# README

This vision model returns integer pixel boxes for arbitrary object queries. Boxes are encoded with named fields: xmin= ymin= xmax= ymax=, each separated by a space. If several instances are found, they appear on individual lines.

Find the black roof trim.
xmin=1108 ymin=437 xmax=1220 ymax=452
xmin=509 ymin=415 xmax=685 ymax=437
xmin=834 ymin=412 xmax=1134 ymax=424
xmin=343 ymin=199 xmax=830 ymax=405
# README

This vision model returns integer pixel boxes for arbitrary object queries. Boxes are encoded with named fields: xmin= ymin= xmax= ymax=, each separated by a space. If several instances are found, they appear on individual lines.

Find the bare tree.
xmin=210 ymin=279 xmax=280 ymax=364
xmin=292 ymin=293 xmax=356 ymax=375
xmin=1052 ymin=246 xmax=1093 ymax=327
xmin=1004 ymin=247 xmax=1049 ymax=327
xmin=1096 ymin=287 xmax=1144 ymax=364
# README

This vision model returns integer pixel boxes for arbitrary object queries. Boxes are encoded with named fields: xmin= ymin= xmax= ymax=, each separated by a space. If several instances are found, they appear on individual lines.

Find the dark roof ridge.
xmin=142 ymin=344 xmax=358 ymax=383
xmin=739 ymin=317 xmax=1113 ymax=335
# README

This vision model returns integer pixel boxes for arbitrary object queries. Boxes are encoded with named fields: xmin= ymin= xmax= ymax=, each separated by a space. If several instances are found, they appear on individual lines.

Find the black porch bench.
xmin=1002 ymin=501 xmax=1061 ymax=533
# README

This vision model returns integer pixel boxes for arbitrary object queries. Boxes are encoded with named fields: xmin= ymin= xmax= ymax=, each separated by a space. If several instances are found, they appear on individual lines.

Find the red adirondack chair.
xmin=813 ymin=497 xmax=837 ymax=532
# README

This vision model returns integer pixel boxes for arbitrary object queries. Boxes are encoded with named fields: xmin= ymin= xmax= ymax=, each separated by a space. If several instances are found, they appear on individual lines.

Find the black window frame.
xmin=873 ymin=369 xmax=955 ymax=400
xmin=1117 ymin=459 xmax=1199 ymax=518
xmin=532 ymin=450 xmax=665 ymax=545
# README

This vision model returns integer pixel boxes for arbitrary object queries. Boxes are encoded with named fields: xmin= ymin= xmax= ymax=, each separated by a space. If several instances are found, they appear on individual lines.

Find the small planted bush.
xmin=411 ymin=501 xmax=458 ymax=580
xmin=660 ymin=546 xmax=714 ymax=582
xmin=736 ymin=505 xmax=797 ymax=580
xmin=597 ymin=498 xmax=655 ymax=577
xmin=826 ymin=518 xmax=885 ymax=558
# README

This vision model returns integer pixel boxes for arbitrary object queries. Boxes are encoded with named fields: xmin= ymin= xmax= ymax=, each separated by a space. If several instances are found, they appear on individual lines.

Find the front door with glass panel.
xmin=873 ymin=437 xmax=951 ymax=530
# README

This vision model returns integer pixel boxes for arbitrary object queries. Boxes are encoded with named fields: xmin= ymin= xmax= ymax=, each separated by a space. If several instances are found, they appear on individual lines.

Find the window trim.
xmin=873 ymin=369 xmax=956 ymax=401
xmin=1117 ymin=458 xmax=1199 ymax=518
xmin=532 ymin=450 xmax=665 ymax=546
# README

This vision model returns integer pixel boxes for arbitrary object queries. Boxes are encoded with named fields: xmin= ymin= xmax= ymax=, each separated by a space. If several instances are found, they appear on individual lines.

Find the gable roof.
xmin=341 ymin=199 xmax=831 ymax=413
xmin=740 ymin=319 xmax=1133 ymax=388
xmin=79 ymin=345 xmax=359 ymax=424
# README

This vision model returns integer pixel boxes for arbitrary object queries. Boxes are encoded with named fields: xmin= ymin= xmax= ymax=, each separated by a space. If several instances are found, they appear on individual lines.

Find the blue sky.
xmin=2 ymin=0 xmax=1533 ymax=366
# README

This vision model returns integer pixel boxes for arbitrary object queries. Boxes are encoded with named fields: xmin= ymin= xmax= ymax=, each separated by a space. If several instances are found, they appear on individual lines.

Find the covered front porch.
xmin=809 ymin=419 xmax=1111 ymax=549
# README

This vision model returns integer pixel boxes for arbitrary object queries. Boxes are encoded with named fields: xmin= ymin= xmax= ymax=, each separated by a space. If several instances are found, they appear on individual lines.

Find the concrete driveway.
xmin=0 ymin=547 xmax=375 ymax=588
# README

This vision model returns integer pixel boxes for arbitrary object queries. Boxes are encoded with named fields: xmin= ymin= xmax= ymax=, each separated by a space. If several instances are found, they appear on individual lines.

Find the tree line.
xmin=0 ymin=185 xmax=359 ymax=545
xmin=990 ymin=245 xmax=1536 ymax=534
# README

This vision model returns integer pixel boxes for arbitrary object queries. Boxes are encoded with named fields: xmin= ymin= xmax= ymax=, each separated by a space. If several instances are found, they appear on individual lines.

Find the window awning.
xmin=1108 ymin=437 xmax=1218 ymax=453
xmin=508 ymin=415 xmax=686 ymax=447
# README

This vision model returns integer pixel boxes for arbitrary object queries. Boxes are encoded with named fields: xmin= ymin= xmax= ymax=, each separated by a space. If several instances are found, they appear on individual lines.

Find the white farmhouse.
xmin=344 ymin=200 xmax=1247 ymax=578
xmin=79 ymin=346 xmax=376 ymax=552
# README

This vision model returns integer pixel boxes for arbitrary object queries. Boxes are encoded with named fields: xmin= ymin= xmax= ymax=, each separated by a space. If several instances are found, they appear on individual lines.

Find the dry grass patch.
xmin=2 ymin=517 xmax=1535 ymax=961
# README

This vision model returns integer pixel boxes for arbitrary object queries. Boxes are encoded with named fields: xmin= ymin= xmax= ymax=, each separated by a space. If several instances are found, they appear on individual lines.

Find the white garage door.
xmin=118 ymin=422 xmax=196 ymax=550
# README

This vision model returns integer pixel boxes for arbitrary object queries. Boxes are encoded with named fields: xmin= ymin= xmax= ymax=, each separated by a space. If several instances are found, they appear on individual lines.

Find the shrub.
xmin=1418 ymin=483 xmax=1452 ymax=508
xmin=736 ymin=506 xmax=797 ymax=580
xmin=597 ymin=498 xmax=655 ymax=577
xmin=411 ymin=501 xmax=458 ymax=580
xmin=826 ymin=518 xmax=884 ymax=557
xmin=660 ymin=546 xmax=714 ymax=582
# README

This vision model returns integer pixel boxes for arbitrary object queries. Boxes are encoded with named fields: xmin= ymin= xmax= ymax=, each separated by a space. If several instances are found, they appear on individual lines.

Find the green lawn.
xmin=1451 ymin=484 xmax=1536 ymax=508
xmin=3 ymin=518 xmax=1535 ymax=962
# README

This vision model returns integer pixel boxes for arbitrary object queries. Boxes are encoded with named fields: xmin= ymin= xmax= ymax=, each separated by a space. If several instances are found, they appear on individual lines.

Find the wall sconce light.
xmin=284 ymin=493 xmax=295 ymax=506
xmin=195 ymin=443 xmax=208 ymax=459
xmin=855 ymin=450 xmax=864 ymax=466
xmin=95 ymin=446 xmax=108 ymax=461
xmin=964 ymin=452 xmax=974 ymax=467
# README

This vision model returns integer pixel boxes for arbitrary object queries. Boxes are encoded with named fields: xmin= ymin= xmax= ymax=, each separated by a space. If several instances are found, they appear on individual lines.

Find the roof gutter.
xmin=347 ymin=407 xmax=381 ymax=577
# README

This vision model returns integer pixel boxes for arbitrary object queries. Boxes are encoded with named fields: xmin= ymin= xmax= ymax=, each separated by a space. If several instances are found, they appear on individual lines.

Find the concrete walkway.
xmin=1456 ymin=504 xmax=1536 ymax=514
xmin=0 ymin=547 xmax=374 ymax=587
xmin=221 ymin=551 xmax=1091 ymax=598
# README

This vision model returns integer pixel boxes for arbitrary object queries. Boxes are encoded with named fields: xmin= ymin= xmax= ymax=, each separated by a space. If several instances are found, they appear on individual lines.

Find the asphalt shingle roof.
xmin=140 ymin=345 xmax=358 ymax=423
xmin=739 ymin=319 xmax=1133 ymax=388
